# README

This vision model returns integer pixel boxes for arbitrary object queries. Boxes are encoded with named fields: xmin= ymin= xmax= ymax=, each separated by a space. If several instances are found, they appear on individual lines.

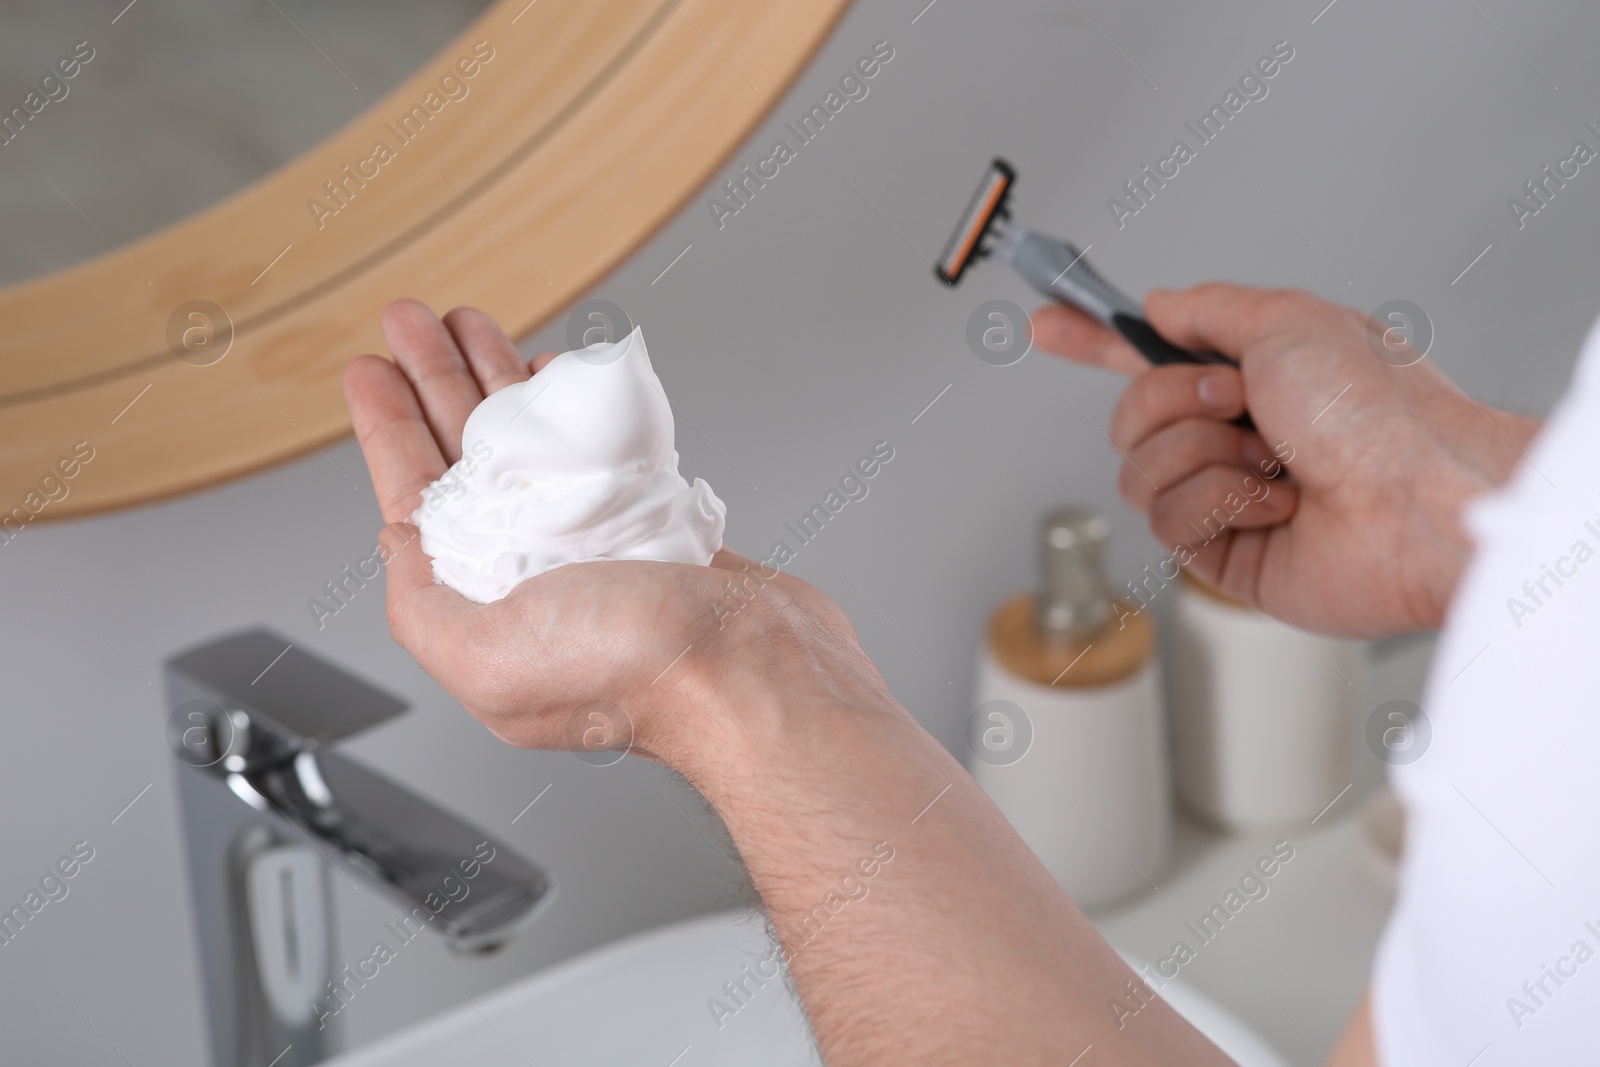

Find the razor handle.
xmin=1011 ymin=234 xmax=1256 ymax=432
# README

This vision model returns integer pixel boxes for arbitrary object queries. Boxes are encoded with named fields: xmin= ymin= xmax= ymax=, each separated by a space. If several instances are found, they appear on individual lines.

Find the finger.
xmin=1173 ymin=526 xmax=1273 ymax=610
xmin=530 ymin=352 xmax=559 ymax=373
xmin=709 ymin=547 xmax=757 ymax=571
xmin=441 ymin=307 xmax=531 ymax=397
xmin=707 ymin=547 xmax=781 ymax=593
xmin=1118 ymin=417 xmax=1262 ymax=513
xmin=708 ymin=547 xmax=807 ymax=621
xmin=381 ymin=299 xmax=484 ymax=463
xmin=344 ymin=355 xmax=448 ymax=525
xmin=1145 ymin=284 xmax=1312 ymax=358
xmin=1110 ymin=363 xmax=1245 ymax=453
xmin=1146 ymin=465 xmax=1298 ymax=555
xmin=1031 ymin=303 xmax=1149 ymax=377
xmin=1205 ymin=525 xmax=1271 ymax=605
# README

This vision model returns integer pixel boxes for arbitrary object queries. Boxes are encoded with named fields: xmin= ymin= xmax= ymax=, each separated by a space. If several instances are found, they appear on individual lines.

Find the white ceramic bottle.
xmin=965 ymin=507 xmax=1170 ymax=910
xmin=1166 ymin=570 xmax=1362 ymax=830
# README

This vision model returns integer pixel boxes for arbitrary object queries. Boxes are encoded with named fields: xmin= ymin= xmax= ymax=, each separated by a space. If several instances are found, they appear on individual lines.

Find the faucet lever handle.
xmin=167 ymin=629 xmax=407 ymax=765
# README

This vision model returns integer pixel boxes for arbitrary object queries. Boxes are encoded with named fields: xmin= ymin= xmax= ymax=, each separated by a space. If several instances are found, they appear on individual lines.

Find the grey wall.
xmin=4 ymin=0 xmax=1599 ymax=1062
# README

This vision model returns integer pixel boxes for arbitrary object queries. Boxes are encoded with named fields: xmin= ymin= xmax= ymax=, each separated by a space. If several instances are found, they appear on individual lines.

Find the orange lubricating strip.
xmin=948 ymin=176 xmax=1008 ymax=273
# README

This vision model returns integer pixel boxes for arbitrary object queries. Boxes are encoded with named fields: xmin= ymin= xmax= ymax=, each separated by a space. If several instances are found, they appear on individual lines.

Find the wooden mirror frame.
xmin=0 ymin=0 xmax=850 ymax=521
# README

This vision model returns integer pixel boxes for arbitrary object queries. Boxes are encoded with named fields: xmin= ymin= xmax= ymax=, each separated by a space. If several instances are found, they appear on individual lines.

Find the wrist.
xmin=651 ymin=586 xmax=905 ymax=798
xmin=1415 ymin=396 xmax=1543 ymax=625
xmin=1485 ymin=408 xmax=1543 ymax=467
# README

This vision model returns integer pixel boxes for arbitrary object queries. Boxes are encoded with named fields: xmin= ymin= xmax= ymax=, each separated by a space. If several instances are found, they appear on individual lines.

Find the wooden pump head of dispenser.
xmin=989 ymin=506 xmax=1155 ymax=688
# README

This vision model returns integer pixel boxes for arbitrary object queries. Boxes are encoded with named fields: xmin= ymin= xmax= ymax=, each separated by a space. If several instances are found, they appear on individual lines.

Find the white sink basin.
xmin=324 ymin=910 xmax=1289 ymax=1066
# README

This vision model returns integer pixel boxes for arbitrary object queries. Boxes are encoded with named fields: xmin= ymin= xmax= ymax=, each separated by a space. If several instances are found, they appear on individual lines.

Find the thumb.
xmin=378 ymin=521 xmax=472 ymax=655
xmin=1031 ymin=303 xmax=1149 ymax=377
xmin=1144 ymin=283 xmax=1299 ymax=359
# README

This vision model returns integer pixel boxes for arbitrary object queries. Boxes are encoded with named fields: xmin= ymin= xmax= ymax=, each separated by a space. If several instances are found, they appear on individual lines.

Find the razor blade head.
xmin=935 ymin=157 xmax=1015 ymax=286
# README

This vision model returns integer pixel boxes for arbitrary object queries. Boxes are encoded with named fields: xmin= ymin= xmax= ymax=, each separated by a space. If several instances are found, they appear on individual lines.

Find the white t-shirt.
xmin=1372 ymin=316 xmax=1600 ymax=1064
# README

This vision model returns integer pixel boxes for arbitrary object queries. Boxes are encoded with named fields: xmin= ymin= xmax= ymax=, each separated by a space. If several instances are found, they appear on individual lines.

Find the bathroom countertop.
xmin=1092 ymin=805 xmax=1393 ymax=1066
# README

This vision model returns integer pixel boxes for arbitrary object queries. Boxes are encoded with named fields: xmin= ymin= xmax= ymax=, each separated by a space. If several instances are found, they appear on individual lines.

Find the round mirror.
xmin=0 ymin=1 xmax=495 ymax=286
xmin=0 ymin=0 xmax=851 ymax=518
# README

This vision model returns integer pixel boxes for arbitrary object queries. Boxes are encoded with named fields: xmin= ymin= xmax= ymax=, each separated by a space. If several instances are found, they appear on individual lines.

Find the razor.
xmin=937 ymin=158 xmax=1255 ymax=431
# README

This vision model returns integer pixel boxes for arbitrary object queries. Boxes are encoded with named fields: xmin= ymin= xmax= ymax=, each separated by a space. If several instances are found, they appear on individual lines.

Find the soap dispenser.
xmin=965 ymin=506 xmax=1170 ymax=909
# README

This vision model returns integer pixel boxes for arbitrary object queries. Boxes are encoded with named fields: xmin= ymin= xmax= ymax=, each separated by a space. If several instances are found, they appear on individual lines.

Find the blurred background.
xmin=2 ymin=0 xmax=1595 ymax=1063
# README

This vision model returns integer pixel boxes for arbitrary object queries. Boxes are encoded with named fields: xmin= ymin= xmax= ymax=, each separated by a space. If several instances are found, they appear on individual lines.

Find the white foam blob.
xmin=413 ymin=327 xmax=726 ymax=604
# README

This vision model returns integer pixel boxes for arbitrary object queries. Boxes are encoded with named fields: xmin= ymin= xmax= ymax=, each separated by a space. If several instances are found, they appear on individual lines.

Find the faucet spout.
xmin=225 ymin=746 xmax=549 ymax=951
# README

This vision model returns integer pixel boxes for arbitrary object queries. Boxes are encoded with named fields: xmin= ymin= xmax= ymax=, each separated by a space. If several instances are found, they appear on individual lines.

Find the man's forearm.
xmin=670 ymin=640 xmax=1232 ymax=1066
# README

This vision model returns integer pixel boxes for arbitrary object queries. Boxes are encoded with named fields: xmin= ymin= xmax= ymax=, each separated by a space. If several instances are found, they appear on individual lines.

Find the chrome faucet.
xmin=166 ymin=629 xmax=554 ymax=1066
